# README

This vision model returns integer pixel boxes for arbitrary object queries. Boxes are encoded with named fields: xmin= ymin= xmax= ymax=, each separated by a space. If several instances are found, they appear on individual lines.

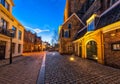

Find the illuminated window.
xmin=88 ymin=21 xmax=95 ymax=31
xmin=112 ymin=43 xmax=120 ymax=51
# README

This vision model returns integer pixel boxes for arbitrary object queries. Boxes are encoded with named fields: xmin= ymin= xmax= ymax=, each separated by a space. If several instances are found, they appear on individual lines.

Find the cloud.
xmin=25 ymin=26 xmax=50 ymax=33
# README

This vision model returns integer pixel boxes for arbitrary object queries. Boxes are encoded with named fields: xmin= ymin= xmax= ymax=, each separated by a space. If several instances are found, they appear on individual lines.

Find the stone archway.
xmin=86 ymin=41 xmax=97 ymax=60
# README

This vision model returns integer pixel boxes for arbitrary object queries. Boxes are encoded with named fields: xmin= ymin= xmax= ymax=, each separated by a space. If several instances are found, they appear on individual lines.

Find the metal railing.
xmin=0 ymin=28 xmax=10 ymax=37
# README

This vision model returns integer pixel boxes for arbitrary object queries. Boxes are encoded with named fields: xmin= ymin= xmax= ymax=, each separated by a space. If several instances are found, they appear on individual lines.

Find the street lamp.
xmin=8 ymin=29 xmax=14 ymax=64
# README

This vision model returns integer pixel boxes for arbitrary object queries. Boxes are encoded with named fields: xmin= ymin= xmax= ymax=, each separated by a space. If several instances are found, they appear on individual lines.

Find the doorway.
xmin=79 ymin=46 xmax=82 ymax=57
xmin=0 ymin=41 xmax=6 ymax=60
xmin=86 ymin=41 xmax=97 ymax=60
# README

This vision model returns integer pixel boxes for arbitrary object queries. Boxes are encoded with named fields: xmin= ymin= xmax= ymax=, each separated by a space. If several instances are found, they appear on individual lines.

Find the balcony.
xmin=0 ymin=28 xmax=10 ymax=37
xmin=82 ymin=0 xmax=101 ymax=23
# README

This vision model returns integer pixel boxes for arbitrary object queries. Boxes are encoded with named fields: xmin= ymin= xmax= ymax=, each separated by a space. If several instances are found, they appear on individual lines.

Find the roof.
xmin=73 ymin=26 xmax=87 ymax=40
xmin=62 ymin=13 xmax=85 ymax=26
xmin=96 ymin=1 xmax=120 ymax=29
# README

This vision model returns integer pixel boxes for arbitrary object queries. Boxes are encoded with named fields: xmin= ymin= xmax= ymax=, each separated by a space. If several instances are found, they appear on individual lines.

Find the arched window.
xmin=64 ymin=30 xmax=69 ymax=38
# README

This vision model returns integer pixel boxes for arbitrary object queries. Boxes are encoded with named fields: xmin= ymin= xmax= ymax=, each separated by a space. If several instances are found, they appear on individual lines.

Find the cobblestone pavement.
xmin=45 ymin=52 xmax=120 ymax=84
xmin=0 ymin=52 xmax=44 ymax=84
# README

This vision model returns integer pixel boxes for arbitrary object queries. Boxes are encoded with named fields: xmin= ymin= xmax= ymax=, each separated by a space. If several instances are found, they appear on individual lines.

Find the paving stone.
xmin=0 ymin=52 xmax=44 ymax=84
xmin=45 ymin=52 xmax=120 ymax=84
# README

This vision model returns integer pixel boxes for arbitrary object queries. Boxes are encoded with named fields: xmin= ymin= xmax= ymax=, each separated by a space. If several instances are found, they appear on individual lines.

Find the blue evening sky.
xmin=12 ymin=0 xmax=66 ymax=43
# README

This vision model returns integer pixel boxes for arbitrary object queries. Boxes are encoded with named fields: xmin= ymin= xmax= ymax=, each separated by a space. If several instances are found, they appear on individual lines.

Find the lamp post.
xmin=9 ymin=29 xmax=14 ymax=64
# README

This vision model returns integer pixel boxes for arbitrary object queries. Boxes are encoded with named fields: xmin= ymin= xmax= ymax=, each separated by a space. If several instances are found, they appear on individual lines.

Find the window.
xmin=1 ymin=18 xmax=7 ymax=30
xmin=88 ymin=21 xmax=95 ymax=31
xmin=31 ymin=37 xmax=34 ymax=43
xmin=0 ymin=0 xmax=5 ymax=6
xmin=5 ymin=1 xmax=9 ymax=11
xmin=12 ymin=43 xmax=15 ymax=54
xmin=64 ymin=30 xmax=69 ymax=38
xmin=68 ymin=24 xmax=72 ymax=29
xmin=12 ymin=26 xmax=16 ymax=38
xmin=112 ymin=43 xmax=120 ymax=51
xmin=18 ymin=44 xmax=21 ymax=53
xmin=18 ymin=30 xmax=22 ymax=40
xmin=0 ymin=0 xmax=10 ymax=11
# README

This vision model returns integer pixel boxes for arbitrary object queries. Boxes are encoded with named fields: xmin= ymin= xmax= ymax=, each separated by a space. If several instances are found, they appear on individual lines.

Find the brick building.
xmin=34 ymin=36 xmax=42 ymax=52
xmin=23 ymin=30 xmax=35 ymax=52
xmin=23 ymin=30 xmax=42 ymax=52
xmin=59 ymin=0 xmax=120 ymax=68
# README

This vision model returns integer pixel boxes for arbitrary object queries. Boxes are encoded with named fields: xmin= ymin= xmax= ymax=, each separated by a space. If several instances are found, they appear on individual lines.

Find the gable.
xmin=62 ymin=13 xmax=85 ymax=29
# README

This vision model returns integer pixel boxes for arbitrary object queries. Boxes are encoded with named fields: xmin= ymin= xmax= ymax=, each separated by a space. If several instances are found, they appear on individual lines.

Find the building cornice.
xmin=0 ymin=4 xmax=24 ymax=29
xmin=10 ymin=0 xmax=15 ymax=6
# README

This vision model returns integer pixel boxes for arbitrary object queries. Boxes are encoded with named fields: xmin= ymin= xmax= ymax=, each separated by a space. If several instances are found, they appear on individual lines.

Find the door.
xmin=79 ymin=46 xmax=82 ymax=57
xmin=86 ymin=41 xmax=97 ymax=60
xmin=0 ymin=41 xmax=6 ymax=60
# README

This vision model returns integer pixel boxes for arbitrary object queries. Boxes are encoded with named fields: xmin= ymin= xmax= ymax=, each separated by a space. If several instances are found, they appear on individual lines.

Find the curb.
xmin=37 ymin=52 xmax=46 ymax=84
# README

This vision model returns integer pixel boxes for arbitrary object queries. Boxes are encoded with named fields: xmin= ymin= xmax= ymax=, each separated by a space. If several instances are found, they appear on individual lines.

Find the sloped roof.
xmin=73 ymin=1 xmax=120 ymax=41
xmin=73 ymin=26 xmax=87 ymax=40
xmin=62 ymin=13 xmax=85 ymax=26
xmin=96 ymin=1 xmax=120 ymax=29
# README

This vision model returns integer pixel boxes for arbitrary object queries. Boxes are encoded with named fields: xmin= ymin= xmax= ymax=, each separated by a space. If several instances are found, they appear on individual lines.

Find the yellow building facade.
xmin=73 ymin=1 xmax=120 ymax=67
xmin=59 ymin=0 xmax=120 ymax=68
xmin=0 ymin=0 xmax=24 ymax=59
xmin=74 ymin=20 xmax=120 ymax=64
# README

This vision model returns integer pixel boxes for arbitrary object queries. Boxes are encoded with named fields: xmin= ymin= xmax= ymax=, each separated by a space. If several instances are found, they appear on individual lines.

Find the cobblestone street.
xmin=0 ymin=52 xmax=44 ymax=84
xmin=45 ymin=52 xmax=120 ymax=84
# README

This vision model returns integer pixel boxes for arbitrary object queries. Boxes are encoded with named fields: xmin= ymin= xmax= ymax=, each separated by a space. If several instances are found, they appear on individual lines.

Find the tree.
xmin=51 ymin=29 xmax=58 ymax=47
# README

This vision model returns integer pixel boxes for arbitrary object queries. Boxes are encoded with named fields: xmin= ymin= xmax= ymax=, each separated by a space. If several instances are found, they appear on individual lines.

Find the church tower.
xmin=64 ymin=0 xmax=87 ymax=22
xmin=64 ymin=0 xmax=70 ymax=22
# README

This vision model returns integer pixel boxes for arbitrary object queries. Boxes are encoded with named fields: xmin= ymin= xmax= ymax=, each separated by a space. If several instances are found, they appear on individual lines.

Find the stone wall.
xmin=59 ymin=14 xmax=84 ymax=54
xmin=104 ymin=29 xmax=120 ymax=68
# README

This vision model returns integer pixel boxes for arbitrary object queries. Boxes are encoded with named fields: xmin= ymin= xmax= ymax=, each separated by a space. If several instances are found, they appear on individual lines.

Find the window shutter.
xmin=62 ymin=29 xmax=64 ymax=37
xmin=69 ymin=30 xmax=71 ymax=37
